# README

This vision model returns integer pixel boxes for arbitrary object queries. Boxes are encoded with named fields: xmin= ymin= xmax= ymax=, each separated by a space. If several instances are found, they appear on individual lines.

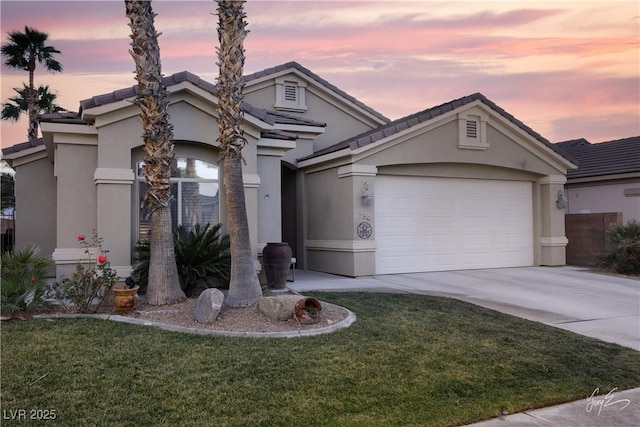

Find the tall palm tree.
xmin=216 ymin=0 xmax=262 ymax=307
xmin=1 ymin=27 xmax=62 ymax=141
xmin=126 ymin=0 xmax=185 ymax=305
xmin=1 ymin=84 xmax=65 ymax=123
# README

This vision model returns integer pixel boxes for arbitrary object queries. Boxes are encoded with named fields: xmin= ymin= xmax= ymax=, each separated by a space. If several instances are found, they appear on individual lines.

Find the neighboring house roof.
xmin=554 ymin=136 xmax=640 ymax=180
xmin=302 ymin=92 xmax=573 ymax=162
xmin=244 ymin=61 xmax=391 ymax=124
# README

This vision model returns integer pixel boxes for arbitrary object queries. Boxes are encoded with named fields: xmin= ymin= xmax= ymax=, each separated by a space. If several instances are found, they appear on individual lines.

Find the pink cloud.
xmin=1 ymin=1 xmax=638 ymax=150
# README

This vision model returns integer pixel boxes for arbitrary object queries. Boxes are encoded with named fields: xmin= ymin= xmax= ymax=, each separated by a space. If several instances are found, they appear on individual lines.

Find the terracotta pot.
xmin=262 ymin=242 xmax=292 ymax=290
xmin=294 ymin=297 xmax=322 ymax=324
xmin=112 ymin=284 xmax=139 ymax=312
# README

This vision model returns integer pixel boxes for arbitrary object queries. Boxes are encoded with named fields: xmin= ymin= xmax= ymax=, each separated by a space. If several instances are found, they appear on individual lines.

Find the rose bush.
xmin=50 ymin=231 xmax=119 ymax=313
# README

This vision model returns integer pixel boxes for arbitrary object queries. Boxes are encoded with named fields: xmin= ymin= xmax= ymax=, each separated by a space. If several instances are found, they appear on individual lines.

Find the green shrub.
xmin=598 ymin=220 xmax=640 ymax=275
xmin=132 ymin=223 xmax=231 ymax=297
xmin=132 ymin=240 xmax=150 ymax=293
xmin=0 ymin=245 xmax=53 ymax=315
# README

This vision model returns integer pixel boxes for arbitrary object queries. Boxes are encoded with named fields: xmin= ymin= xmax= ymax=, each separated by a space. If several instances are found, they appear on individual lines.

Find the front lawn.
xmin=2 ymin=292 xmax=639 ymax=426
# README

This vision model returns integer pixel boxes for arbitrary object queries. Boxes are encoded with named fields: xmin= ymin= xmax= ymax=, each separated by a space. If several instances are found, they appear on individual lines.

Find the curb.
xmin=34 ymin=306 xmax=357 ymax=339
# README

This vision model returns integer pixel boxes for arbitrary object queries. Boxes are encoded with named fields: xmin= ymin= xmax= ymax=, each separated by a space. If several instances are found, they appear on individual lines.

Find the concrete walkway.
xmin=288 ymin=266 xmax=640 ymax=426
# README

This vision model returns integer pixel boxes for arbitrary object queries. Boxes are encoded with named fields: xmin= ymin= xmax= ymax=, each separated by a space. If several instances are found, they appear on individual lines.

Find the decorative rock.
xmin=193 ymin=288 xmax=224 ymax=324
xmin=256 ymin=295 xmax=303 ymax=321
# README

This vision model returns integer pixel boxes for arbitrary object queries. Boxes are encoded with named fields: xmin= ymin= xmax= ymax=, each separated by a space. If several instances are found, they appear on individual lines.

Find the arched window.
xmin=136 ymin=157 xmax=219 ymax=241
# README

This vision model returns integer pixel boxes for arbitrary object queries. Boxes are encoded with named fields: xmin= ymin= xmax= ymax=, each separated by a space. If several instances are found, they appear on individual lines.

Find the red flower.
xmin=77 ymin=234 xmax=85 ymax=241
xmin=30 ymin=276 xmax=36 ymax=283
xmin=97 ymin=255 xmax=107 ymax=264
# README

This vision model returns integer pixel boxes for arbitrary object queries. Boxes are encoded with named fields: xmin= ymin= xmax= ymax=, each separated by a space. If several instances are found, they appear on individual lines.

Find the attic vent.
xmin=284 ymin=82 xmax=297 ymax=102
xmin=457 ymin=111 xmax=488 ymax=150
xmin=275 ymin=77 xmax=307 ymax=112
xmin=466 ymin=118 xmax=478 ymax=139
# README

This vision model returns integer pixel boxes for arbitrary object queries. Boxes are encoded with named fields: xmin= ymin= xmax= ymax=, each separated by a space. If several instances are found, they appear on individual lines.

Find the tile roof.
xmin=554 ymin=136 xmax=640 ymax=179
xmin=302 ymin=93 xmax=572 ymax=162
xmin=78 ymin=70 xmax=324 ymax=129
xmin=3 ymin=71 xmax=326 ymax=155
xmin=245 ymin=61 xmax=390 ymax=124
xmin=1 ymin=138 xmax=45 ymax=156
xmin=39 ymin=111 xmax=88 ymax=125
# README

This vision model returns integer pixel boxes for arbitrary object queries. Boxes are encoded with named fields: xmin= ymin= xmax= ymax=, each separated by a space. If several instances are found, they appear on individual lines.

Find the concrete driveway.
xmin=288 ymin=266 xmax=640 ymax=351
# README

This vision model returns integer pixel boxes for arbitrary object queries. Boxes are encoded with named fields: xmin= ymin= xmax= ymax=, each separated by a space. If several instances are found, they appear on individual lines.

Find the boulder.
xmin=193 ymin=288 xmax=224 ymax=324
xmin=257 ymin=295 xmax=303 ymax=321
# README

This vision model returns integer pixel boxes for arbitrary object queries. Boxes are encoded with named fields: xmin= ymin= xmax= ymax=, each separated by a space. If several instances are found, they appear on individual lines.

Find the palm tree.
xmin=125 ymin=0 xmax=185 ymax=305
xmin=216 ymin=0 xmax=262 ymax=307
xmin=2 ymin=84 xmax=65 ymax=124
xmin=1 ymin=27 xmax=62 ymax=141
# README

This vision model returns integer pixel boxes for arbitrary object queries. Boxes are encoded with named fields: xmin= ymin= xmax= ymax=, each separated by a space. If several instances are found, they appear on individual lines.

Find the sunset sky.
xmin=1 ymin=0 xmax=638 ymax=150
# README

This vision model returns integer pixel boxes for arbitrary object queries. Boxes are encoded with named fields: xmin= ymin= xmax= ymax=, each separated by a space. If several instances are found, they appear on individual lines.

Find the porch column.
xmin=539 ymin=175 xmax=568 ymax=266
xmin=95 ymin=168 xmax=135 ymax=278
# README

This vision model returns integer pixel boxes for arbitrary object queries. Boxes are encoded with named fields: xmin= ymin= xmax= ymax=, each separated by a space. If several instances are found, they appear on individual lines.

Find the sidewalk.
xmin=287 ymin=267 xmax=640 ymax=426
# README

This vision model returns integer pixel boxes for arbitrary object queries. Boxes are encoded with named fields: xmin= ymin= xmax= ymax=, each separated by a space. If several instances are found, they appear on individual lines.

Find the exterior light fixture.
xmin=361 ymin=182 xmax=374 ymax=206
xmin=556 ymin=190 xmax=568 ymax=209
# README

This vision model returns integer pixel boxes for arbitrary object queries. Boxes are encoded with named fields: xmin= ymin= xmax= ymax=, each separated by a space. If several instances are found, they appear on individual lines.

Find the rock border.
xmin=34 ymin=303 xmax=357 ymax=338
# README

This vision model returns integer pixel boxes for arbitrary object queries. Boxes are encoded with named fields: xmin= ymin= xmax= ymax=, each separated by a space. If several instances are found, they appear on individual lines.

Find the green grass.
xmin=2 ymin=292 xmax=639 ymax=426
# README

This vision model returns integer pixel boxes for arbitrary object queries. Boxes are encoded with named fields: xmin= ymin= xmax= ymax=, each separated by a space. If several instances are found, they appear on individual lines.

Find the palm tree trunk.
xmin=27 ymin=68 xmax=38 ymax=141
xmin=126 ymin=0 xmax=185 ymax=305
xmin=216 ymin=0 xmax=262 ymax=307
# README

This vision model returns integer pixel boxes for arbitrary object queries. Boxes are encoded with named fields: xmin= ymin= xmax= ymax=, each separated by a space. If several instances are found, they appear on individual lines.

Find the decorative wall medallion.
xmin=357 ymin=222 xmax=373 ymax=239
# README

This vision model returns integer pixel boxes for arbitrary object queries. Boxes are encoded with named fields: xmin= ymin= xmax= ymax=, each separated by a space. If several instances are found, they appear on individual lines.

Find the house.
xmin=2 ymin=61 xmax=576 ymax=279
xmin=555 ymin=136 xmax=640 ymax=222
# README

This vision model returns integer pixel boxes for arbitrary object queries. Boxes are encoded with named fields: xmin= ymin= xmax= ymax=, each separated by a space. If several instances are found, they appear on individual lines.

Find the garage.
xmin=375 ymin=175 xmax=534 ymax=274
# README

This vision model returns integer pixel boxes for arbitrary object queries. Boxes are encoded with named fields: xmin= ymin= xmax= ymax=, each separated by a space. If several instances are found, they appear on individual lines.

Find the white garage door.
xmin=375 ymin=176 xmax=533 ymax=274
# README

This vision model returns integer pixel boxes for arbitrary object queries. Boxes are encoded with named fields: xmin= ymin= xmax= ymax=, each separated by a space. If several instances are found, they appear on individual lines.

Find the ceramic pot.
xmin=262 ymin=242 xmax=292 ymax=290
xmin=112 ymin=284 xmax=139 ymax=312
xmin=294 ymin=297 xmax=322 ymax=324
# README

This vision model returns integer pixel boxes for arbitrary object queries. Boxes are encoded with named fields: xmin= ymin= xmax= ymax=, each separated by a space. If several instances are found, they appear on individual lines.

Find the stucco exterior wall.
xmin=13 ymin=155 xmax=57 ymax=261
xmin=565 ymin=180 xmax=640 ymax=222
xmin=53 ymin=143 xmax=98 ymax=279
xmin=302 ymin=117 xmax=570 ymax=277
xmin=244 ymin=79 xmax=379 ymax=155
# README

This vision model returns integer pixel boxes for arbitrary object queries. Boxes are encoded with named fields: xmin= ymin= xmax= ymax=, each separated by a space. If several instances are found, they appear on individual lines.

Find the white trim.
xmin=53 ymin=247 xmax=99 ymax=264
xmin=243 ymin=174 xmax=261 ymax=188
xmin=306 ymin=239 xmax=376 ymax=252
xmin=257 ymin=138 xmax=297 ymax=157
xmin=337 ymin=164 xmax=378 ymax=178
xmin=540 ymin=236 xmax=569 ymax=247
xmin=94 ymin=168 xmax=135 ymax=184
xmin=4 ymin=148 xmax=48 ymax=166
xmin=539 ymin=175 xmax=567 ymax=185
xmin=567 ymin=172 xmax=640 ymax=185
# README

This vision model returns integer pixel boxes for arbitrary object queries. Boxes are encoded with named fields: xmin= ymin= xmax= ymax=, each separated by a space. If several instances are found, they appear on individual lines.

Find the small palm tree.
xmin=2 ymin=84 xmax=65 ymax=122
xmin=216 ymin=0 xmax=262 ymax=307
xmin=1 ymin=26 xmax=63 ymax=141
xmin=126 ymin=0 xmax=185 ymax=305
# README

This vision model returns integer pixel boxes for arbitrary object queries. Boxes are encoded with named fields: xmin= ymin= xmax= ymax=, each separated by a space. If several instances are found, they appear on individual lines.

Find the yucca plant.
xmin=598 ymin=220 xmax=640 ymax=275
xmin=132 ymin=223 xmax=231 ymax=297
xmin=0 ymin=245 xmax=53 ymax=315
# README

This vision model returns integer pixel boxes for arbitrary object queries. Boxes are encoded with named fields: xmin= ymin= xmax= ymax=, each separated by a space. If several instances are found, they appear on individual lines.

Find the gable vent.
xmin=466 ymin=119 xmax=478 ymax=139
xmin=284 ymin=83 xmax=297 ymax=102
